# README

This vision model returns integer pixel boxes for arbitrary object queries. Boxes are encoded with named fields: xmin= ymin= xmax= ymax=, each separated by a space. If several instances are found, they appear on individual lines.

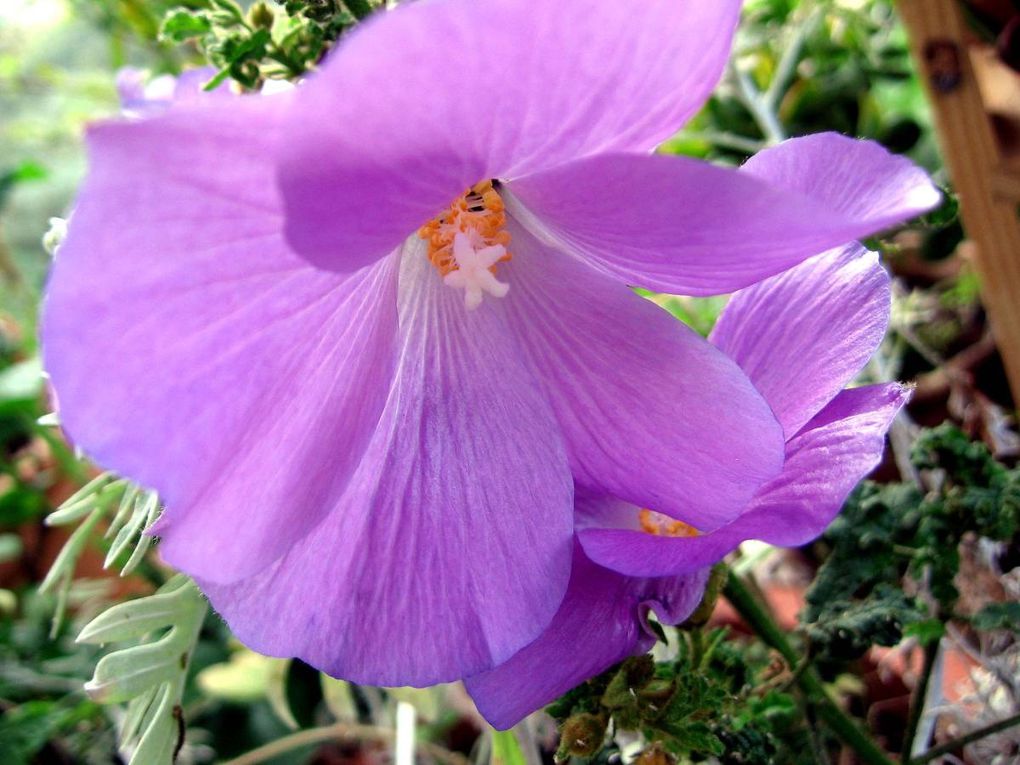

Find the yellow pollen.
xmin=638 ymin=509 xmax=700 ymax=538
xmin=418 ymin=180 xmax=512 ymax=276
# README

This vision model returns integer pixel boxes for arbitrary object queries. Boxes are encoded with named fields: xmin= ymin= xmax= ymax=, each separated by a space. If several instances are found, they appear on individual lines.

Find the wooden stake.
xmin=897 ymin=0 xmax=1020 ymax=404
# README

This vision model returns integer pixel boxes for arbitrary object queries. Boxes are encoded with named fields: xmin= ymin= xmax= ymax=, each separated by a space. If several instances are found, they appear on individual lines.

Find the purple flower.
xmin=41 ymin=0 xmax=936 ymax=686
xmin=578 ymin=244 xmax=911 ymax=579
xmin=465 ymin=244 xmax=909 ymax=730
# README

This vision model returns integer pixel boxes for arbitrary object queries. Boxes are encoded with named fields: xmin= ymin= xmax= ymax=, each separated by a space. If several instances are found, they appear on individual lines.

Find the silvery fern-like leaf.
xmin=79 ymin=575 xmax=207 ymax=765
xmin=41 ymin=471 xmax=163 ymax=633
xmin=104 ymin=490 xmax=159 ymax=572
xmin=78 ymin=576 xmax=198 ymax=645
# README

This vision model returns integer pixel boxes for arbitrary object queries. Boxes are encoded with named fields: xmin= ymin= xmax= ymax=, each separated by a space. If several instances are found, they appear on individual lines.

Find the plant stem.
xmin=723 ymin=572 xmax=896 ymax=765
xmin=221 ymin=721 xmax=472 ymax=765
xmin=344 ymin=0 xmax=374 ymax=21
xmin=733 ymin=67 xmax=786 ymax=145
xmin=909 ymin=711 xmax=1020 ymax=764
xmin=901 ymin=639 xmax=940 ymax=757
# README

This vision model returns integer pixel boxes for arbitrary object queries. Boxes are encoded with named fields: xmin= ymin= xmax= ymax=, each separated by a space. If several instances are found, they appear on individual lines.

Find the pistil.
xmin=418 ymin=181 xmax=513 ymax=309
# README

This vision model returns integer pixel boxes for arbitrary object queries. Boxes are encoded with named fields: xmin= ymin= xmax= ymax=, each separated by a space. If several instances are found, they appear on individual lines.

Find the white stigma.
xmin=443 ymin=232 xmax=510 ymax=310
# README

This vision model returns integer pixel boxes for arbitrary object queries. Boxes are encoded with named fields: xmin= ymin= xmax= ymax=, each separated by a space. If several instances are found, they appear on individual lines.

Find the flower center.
xmin=418 ymin=181 xmax=512 ymax=310
xmin=638 ymin=509 xmax=700 ymax=538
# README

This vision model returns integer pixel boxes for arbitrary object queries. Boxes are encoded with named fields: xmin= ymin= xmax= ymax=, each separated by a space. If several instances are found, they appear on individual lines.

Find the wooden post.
xmin=897 ymin=0 xmax=1020 ymax=404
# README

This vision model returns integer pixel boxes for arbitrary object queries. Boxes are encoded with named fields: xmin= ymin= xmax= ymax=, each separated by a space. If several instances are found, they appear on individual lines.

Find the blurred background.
xmin=2 ymin=0 xmax=1020 ymax=763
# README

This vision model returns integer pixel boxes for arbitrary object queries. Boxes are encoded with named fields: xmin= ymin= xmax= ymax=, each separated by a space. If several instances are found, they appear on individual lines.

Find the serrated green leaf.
xmin=121 ymin=686 xmax=158 ymax=746
xmin=85 ymin=630 xmax=185 ymax=704
xmin=106 ymin=485 xmax=139 ymax=539
xmin=128 ymin=683 xmax=179 ymax=765
xmin=104 ymin=491 xmax=158 ymax=569
xmin=45 ymin=473 xmax=116 ymax=526
xmin=39 ymin=507 xmax=105 ymax=595
xmin=77 ymin=581 xmax=196 ymax=644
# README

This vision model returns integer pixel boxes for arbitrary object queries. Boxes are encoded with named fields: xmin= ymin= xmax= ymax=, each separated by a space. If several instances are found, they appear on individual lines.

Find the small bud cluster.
xmin=158 ymin=0 xmax=379 ymax=91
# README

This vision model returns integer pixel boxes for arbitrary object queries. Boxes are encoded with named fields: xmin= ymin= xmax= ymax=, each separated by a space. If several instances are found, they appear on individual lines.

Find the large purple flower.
xmin=466 ymin=244 xmax=909 ymax=730
xmin=41 ymin=0 xmax=936 ymax=686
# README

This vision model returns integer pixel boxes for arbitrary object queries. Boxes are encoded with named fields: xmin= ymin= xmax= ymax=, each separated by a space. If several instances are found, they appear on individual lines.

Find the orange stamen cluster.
xmin=638 ymin=509 xmax=700 ymax=538
xmin=418 ymin=180 xmax=512 ymax=276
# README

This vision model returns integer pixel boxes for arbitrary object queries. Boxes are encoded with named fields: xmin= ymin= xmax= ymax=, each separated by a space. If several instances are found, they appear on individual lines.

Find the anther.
xmin=418 ymin=180 xmax=513 ymax=308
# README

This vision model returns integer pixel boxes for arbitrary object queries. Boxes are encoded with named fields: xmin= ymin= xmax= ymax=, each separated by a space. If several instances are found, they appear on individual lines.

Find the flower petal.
xmin=579 ymin=384 xmax=908 ymax=577
xmin=741 ymin=132 xmax=942 ymax=227
xmin=465 ymin=541 xmax=707 ymax=730
xmin=42 ymin=94 xmax=400 ymax=582
xmin=278 ymin=0 xmax=741 ymax=269
xmin=710 ymin=245 xmax=891 ymax=438
xmin=499 ymin=219 xmax=785 ymax=531
xmin=202 ymin=239 xmax=575 ymax=687
xmin=505 ymin=140 xmax=938 ymax=295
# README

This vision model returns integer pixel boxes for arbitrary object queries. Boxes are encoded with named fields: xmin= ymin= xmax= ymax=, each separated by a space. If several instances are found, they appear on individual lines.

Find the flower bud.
xmin=556 ymin=712 xmax=608 ymax=760
xmin=249 ymin=2 xmax=274 ymax=29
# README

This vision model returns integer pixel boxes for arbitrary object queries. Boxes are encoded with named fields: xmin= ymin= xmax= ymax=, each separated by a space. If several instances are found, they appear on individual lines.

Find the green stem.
xmin=901 ymin=640 xmax=939 ymax=757
xmin=909 ymin=711 xmax=1020 ymax=765
xmin=733 ymin=68 xmax=786 ymax=145
xmin=344 ymin=0 xmax=374 ymax=21
xmin=723 ymin=572 xmax=896 ymax=765
xmin=690 ymin=627 xmax=705 ymax=668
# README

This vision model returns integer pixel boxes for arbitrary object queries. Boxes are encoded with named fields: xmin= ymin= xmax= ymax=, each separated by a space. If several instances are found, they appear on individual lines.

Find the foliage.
xmin=156 ymin=0 xmax=375 ymax=90
xmin=78 ymin=576 xmax=207 ymax=765
xmin=546 ymin=424 xmax=1020 ymax=764
xmin=804 ymin=425 xmax=1020 ymax=657
xmin=548 ymin=639 xmax=808 ymax=765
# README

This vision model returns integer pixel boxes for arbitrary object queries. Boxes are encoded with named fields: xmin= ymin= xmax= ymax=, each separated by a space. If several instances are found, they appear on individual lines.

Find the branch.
xmin=723 ymin=572 xmax=896 ymax=765
xmin=909 ymin=711 xmax=1020 ymax=765
xmin=901 ymin=640 xmax=940 ymax=757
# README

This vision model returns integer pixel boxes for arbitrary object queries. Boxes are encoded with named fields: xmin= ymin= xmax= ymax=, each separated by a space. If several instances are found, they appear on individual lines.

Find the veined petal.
xmin=465 ymin=542 xmax=708 ymax=731
xmin=203 ymin=239 xmax=575 ymax=686
xmin=278 ymin=0 xmax=741 ymax=269
xmin=741 ymin=132 xmax=942 ymax=226
xmin=42 ymin=94 xmax=399 ymax=582
xmin=710 ymin=245 xmax=891 ymax=439
xmin=506 ymin=143 xmax=938 ymax=295
xmin=579 ymin=384 xmax=909 ymax=578
xmin=500 ymin=219 xmax=785 ymax=531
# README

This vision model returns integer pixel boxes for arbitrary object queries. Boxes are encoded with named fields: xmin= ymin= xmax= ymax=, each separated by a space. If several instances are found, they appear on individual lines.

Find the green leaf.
xmin=159 ymin=10 xmax=212 ymax=43
xmin=197 ymin=650 xmax=278 ymax=703
xmin=0 ymin=701 xmax=91 ymax=764
xmin=0 ymin=533 xmax=23 ymax=564
xmin=45 ymin=474 xmax=121 ymax=526
xmin=0 ymin=357 xmax=42 ymax=402
xmin=77 ymin=578 xmax=195 ymax=644
xmin=81 ymin=576 xmax=207 ymax=765
xmin=972 ymin=602 xmax=1020 ymax=632
xmin=267 ymin=658 xmax=299 ymax=730
xmin=492 ymin=729 xmax=527 ymax=765
xmin=903 ymin=618 xmax=946 ymax=645
xmin=129 ymin=683 xmax=180 ymax=765
xmin=85 ymin=630 xmax=187 ymax=704
xmin=321 ymin=676 xmax=357 ymax=721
